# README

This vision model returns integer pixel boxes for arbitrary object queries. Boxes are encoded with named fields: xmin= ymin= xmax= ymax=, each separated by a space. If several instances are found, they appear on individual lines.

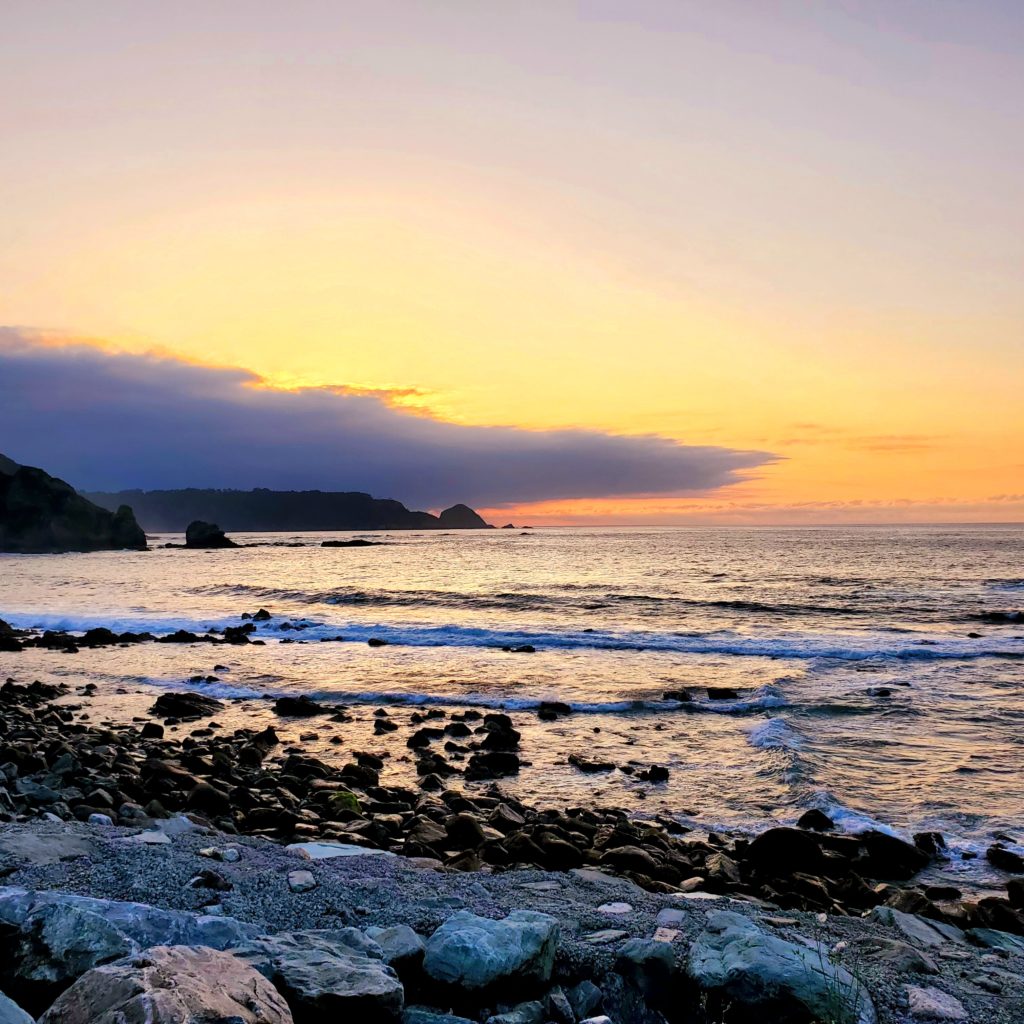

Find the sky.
xmin=2 ymin=1 xmax=1022 ymax=523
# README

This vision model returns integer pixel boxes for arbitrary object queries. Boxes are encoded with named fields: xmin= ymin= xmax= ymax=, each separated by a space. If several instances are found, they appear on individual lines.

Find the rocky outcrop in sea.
xmin=0 ymin=454 xmax=146 ymax=553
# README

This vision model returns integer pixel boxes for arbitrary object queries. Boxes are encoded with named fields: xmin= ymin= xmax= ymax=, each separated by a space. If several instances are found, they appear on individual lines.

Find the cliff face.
xmin=0 ymin=456 xmax=147 ymax=553
xmin=86 ymin=488 xmax=492 ymax=532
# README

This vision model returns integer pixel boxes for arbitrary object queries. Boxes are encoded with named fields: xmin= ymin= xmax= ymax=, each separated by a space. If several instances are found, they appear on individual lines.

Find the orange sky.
xmin=2 ymin=3 xmax=1022 ymax=523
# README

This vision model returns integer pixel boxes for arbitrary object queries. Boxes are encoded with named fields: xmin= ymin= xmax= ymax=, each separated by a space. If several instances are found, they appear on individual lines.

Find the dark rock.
xmin=856 ymin=830 xmax=930 ymax=880
xmin=437 ymin=504 xmax=491 ymax=529
xmin=745 ymin=828 xmax=827 ymax=879
xmin=0 ymin=456 xmax=147 ymax=553
xmin=464 ymin=752 xmax=520 ymax=781
xmin=987 ymin=845 xmax=1024 ymax=873
xmin=568 ymin=754 xmax=615 ymax=774
xmin=149 ymin=692 xmax=223 ymax=720
xmin=140 ymin=723 xmax=165 ymax=740
xmin=184 ymin=520 xmax=237 ymax=549
xmin=796 ymin=809 xmax=835 ymax=832
xmin=274 ymin=696 xmax=327 ymax=717
xmin=706 ymin=687 xmax=739 ymax=700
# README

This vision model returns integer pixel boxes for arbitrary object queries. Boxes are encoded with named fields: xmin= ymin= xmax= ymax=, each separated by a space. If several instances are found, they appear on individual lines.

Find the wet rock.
xmin=423 ymin=910 xmax=559 ymax=992
xmin=149 ymin=692 xmax=223 ymax=720
xmin=745 ymin=827 xmax=827 ymax=878
xmin=568 ymin=754 xmax=615 ymax=774
xmin=274 ymin=695 xmax=327 ymax=717
xmin=38 ymin=945 xmax=292 ymax=1024
xmin=688 ymin=910 xmax=876 ymax=1024
xmin=706 ymin=687 xmax=739 ymax=700
xmin=465 ymin=751 xmax=520 ymax=781
xmin=986 ymin=844 xmax=1024 ymax=873
xmin=796 ymin=808 xmax=835 ymax=832
xmin=857 ymin=830 xmax=930 ymax=880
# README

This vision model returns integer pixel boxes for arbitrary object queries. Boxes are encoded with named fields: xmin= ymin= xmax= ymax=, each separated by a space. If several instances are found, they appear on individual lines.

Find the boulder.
xmin=0 ymin=992 xmax=31 ymax=1024
xmin=274 ymin=695 xmax=326 ymax=717
xmin=904 ymin=985 xmax=968 ymax=1021
xmin=365 ymin=925 xmax=426 ymax=975
xmin=0 ymin=886 xmax=258 ymax=1011
xmin=0 ymin=457 xmax=147 ymax=553
xmin=37 ymin=945 xmax=293 ymax=1024
xmin=149 ymin=691 xmax=223 ymax=719
xmin=423 ymin=910 xmax=559 ymax=992
xmin=688 ymin=910 xmax=876 ymax=1024
xmin=614 ymin=938 xmax=676 ymax=1003
xmin=232 ymin=929 xmax=402 ymax=1022
xmin=745 ymin=827 xmax=827 ymax=878
xmin=184 ymin=520 xmax=237 ymax=549
xmin=856 ymin=830 xmax=929 ymax=880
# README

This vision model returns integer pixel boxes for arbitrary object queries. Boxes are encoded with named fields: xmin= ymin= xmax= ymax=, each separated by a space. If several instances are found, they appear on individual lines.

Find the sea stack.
xmin=185 ymin=520 xmax=238 ymax=549
xmin=437 ymin=504 xmax=492 ymax=529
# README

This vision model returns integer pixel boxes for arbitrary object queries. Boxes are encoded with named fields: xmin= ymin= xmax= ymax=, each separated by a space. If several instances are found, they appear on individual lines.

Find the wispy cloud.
xmin=0 ymin=329 xmax=775 ymax=509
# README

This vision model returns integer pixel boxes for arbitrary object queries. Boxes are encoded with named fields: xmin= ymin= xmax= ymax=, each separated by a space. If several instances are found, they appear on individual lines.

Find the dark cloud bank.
xmin=0 ymin=330 xmax=774 ymax=509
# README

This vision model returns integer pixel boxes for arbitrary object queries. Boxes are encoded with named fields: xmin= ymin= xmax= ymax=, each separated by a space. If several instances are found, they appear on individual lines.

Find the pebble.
xmin=905 ymin=985 xmax=968 ymax=1021
xmin=597 ymin=902 xmax=632 ymax=915
xmin=287 ymin=869 xmax=317 ymax=893
xmin=583 ymin=929 xmax=629 ymax=945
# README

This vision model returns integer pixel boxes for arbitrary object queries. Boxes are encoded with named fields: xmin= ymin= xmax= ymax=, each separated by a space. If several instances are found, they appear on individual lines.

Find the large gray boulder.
xmin=423 ymin=910 xmax=559 ymax=992
xmin=0 ymin=992 xmax=31 ymax=1024
xmin=688 ymin=910 xmax=876 ymax=1024
xmin=0 ymin=887 xmax=258 ymax=1008
xmin=366 ymin=924 xmax=426 ymax=975
xmin=232 ymin=929 xmax=403 ymax=1022
xmin=37 ymin=945 xmax=294 ymax=1023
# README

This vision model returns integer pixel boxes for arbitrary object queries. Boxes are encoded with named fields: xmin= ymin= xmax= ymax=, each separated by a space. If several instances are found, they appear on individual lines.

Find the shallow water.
xmin=2 ymin=524 xmax=1023 ymax=884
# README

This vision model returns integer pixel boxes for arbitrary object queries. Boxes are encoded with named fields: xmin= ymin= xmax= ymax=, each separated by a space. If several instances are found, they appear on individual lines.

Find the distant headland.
xmin=85 ymin=488 xmax=492 ymax=533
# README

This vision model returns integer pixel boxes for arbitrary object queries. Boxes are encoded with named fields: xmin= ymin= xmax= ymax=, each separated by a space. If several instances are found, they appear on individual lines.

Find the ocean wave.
xmin=747 ymin=717 xmax=804 ymax=751
xmin=4 ymin=609 xmax=1023 ymax=662
xmin=115 ymin=676 xmax=790 ymax=715
xmin=193 ymin=582 xmax=880 ymax=620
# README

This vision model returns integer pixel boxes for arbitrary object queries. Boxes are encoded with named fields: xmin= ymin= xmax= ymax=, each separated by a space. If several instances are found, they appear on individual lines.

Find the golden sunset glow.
xmin=2 ymin=2 xmax=1022 ymax=522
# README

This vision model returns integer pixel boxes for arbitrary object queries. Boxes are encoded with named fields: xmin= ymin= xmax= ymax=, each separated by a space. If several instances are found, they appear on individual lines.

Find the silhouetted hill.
xmin=85 ymin=488 xmax=492 ymax=533
xmin=1 ymin=455 xmax=147 ymax=553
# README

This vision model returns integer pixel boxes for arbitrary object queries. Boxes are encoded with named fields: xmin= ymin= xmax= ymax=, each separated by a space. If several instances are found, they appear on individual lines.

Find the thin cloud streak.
xmin=0 ymin=330 xmax=775 ymax=509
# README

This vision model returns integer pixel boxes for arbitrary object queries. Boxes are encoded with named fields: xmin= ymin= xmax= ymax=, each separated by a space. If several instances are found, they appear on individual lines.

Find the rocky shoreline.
xmin=2 ymin=619 xmax=1024 ymax=1019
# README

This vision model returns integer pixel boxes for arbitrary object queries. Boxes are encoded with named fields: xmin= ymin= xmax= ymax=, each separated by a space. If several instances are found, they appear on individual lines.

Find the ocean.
xmin=2 ymin=524 xmax=1022 ymax=888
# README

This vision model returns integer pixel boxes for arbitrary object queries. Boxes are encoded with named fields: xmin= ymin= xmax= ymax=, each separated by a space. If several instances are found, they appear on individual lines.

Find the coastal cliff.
xmin=0 ymin=454 xmax=147 ymax=553
xmin=87 ymin=488 xmax=492 ymax=533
